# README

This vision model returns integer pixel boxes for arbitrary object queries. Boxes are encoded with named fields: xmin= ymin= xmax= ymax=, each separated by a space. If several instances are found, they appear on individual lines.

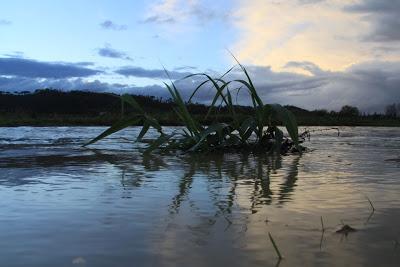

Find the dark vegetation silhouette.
xmin=0 ymin=89 xmax=399 ymax=126
xmin=385 ymin=103 xmax=400 ymax=118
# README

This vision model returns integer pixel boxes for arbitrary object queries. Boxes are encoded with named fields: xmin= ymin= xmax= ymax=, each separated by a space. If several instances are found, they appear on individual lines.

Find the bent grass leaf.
xmin=136 ymin=122 xmax=150 ymax=142
xmin=83 ymin=117 xmax=141 ymax=147
xmin=144 ymin=114 xmax=163 ymax=134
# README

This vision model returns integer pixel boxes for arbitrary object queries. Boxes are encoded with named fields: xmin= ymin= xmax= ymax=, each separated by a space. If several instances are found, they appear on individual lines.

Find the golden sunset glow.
xmin=232 ymin=0 xmax=397 ymax=72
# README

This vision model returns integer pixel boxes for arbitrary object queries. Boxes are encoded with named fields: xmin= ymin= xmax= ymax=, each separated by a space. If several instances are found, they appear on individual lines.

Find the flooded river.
xmin=0 ymin=127 xmax=399 ymax=267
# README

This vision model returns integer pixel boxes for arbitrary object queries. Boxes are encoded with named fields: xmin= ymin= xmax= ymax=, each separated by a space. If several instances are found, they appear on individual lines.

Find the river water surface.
xmin=0 ymin=126 xmax=399 ymax=267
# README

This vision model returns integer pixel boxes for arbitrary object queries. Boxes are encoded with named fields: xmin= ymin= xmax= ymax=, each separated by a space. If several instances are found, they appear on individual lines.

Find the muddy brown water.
xmin=0 ymin=126 xmax=399 ymax=267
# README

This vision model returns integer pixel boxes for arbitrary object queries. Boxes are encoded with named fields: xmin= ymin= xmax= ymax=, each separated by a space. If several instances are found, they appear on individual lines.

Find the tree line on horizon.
xmin=385 ymin=103 xmax=400 ymax=118
xmin=0 ymin=89 xmax=398 ymax=126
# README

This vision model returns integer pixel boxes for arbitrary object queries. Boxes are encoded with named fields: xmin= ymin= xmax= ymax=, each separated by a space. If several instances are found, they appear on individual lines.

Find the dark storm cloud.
xmin=97 ymin=45 xmax=132 ymax=61
xmin=171 ymin=61 xmax=400 ymax=113
xmin=344 ymin=0 xmax=400 ymax=42
xmin=241 ymin=61 xmax=400 ymax=113
xmin=99 ymin=20 xmax=127 ymax=30
xmin=112 ymin=62 xmax=400 ymax=113
xmin=0 ymin=57 xmax=102 ymax=78
xmin=115 ymin=66 xmax=191 ymax=79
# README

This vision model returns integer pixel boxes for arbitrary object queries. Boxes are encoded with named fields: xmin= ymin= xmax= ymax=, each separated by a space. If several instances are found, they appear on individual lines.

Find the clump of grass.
xmin=84 ymin=57 xmax=302 ymax=154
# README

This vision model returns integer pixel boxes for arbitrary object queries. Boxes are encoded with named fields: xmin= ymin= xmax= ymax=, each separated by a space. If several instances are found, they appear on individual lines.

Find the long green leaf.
xmin=269 ymin=104 xmax=299 ymax=148
xmin=121 ymin=94 xmax=144 ymax=114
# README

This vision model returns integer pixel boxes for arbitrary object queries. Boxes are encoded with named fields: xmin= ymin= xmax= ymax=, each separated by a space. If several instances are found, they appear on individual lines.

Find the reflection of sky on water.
xmin=0 ymin=127 xmax=399 ymax=266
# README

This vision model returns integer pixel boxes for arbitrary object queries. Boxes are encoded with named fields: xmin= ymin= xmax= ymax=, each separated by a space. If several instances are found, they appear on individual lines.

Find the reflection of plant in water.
xmin=142 ymin=152 xmax=169 ymax=171
xmin=167 ymin=152 xmax=301 ymax=216
xmin=277 ymin=156 xmax=300 ymax=204
xmin=170 ymin=161 xmax=196 ymax=214
xmin=83 ymin=148 xmax=301 ymax=215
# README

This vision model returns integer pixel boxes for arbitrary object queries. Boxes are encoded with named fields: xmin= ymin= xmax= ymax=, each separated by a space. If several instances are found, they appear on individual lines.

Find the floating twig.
xmin=319 ymin=231 xmax=325 ymax=250
xmin=224 ymin=216 xmax=232 ymax=231
xmin=365 ymin=210 xmax=375 ymax=225
xmin=299 ymin=127 xmax=340 ymax=141
xmin=268 ymin=232 xmax=283 ymax=260
xmin=336 ymin=224 xmax=357 ymax=236
xmin=320 ymin=216 xmax=325 ymax=232
xmin=366 ymin=196 xmax=375 ymax=212
xmin=394 ymin=239 xmax=399 ymax=250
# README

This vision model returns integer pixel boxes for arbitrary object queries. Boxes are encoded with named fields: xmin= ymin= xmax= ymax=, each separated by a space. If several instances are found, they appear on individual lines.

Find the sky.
xmin=1 ymin=0 xmax=399 ymax=113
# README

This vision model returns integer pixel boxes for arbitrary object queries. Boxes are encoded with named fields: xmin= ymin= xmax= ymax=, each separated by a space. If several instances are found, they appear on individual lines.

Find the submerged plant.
xmin=84 ymin=60 xmax=303 ymax=154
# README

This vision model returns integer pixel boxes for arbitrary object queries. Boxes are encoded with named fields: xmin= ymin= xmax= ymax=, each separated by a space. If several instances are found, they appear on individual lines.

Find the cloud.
xmin=142 ymin=15 xmax=176 ymax=24
xmin=115 ymin=66 xmax=192 ymax=79
xmin=0 ymin=75 xmax=171 ymax=99
xmin=0 ymin=19 xmax=11 ymax=25
xmin=229 ymin=61 xmax=400 ymax=113
xmin=298 ymin=0 xmax=325 ymax=4
xmin=231 ymin=0 xmax=400 ymax=72
xmin=97 ymin=44 xmax=132 ymax=61
xmin=174 ymin=66 xmax=197 ymax=71
xmin=0 ymin=57 xmax=101 ymax=78
xmin=284 ymin=61 xmax=324 ymax=75
xmin=0 ymin=76 xmax=132 ymax=93
xmin=1 ymin=51 xmax=24 ymax=58
xmin=1 ymin=57 xmax=399 ymax=113
xmin=344 ymin=0 xmax=400 ymax=42
xmin=141 ymin=0 xmax=231 ymax=26
xmin=167 ymin=60 xmax=400 ymax=113
xmin=99 ymin=20 xmax=127 ymax=30
xmin=232 ymin=0 xmax=365 ymax=72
